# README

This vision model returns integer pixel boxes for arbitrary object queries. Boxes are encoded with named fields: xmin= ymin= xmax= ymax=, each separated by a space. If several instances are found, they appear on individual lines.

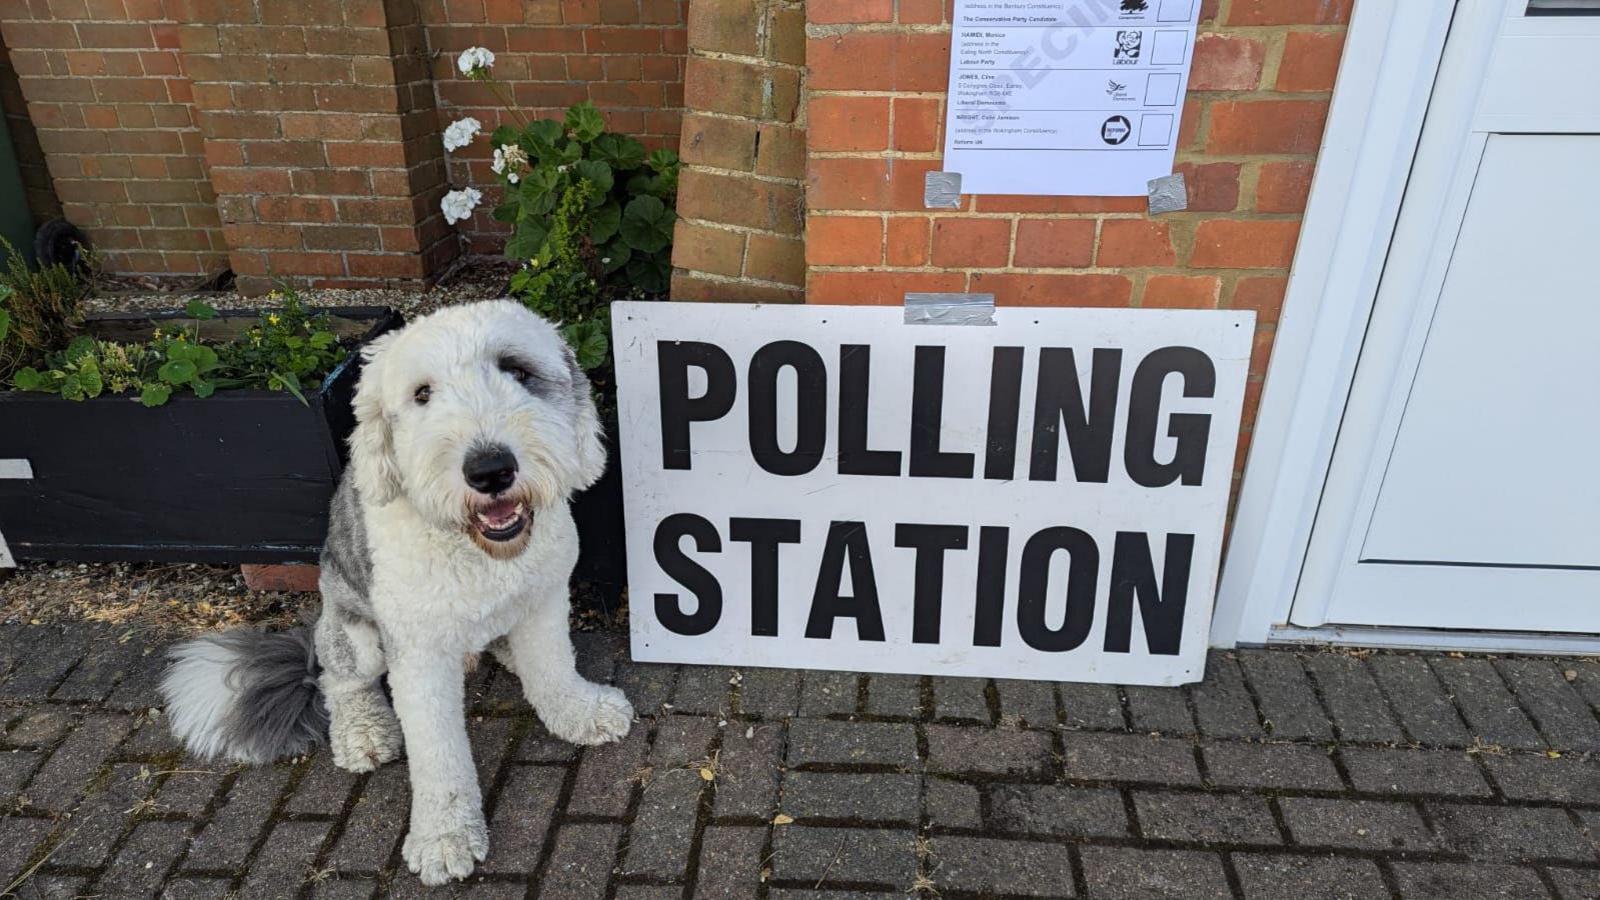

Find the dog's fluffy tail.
xmin=160 ymin=626 xmax=329 ymax=764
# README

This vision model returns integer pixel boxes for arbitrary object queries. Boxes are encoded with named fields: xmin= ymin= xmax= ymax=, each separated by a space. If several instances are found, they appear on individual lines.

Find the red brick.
xmin=1143 ymin=275 xmax=1221 ymax=309
xmin=1173 ymin=161 xmax=1240 ymax=212
xmin=931 ymin=217 xmax=1010 ymax=267
xmin=256 ymin=195 xmax=336 ymax=223
xmin=1013 ymin=219 xmax=1094 ymax=268
xmin=975 ymin=195 xmax=1145 ymax=214
xmin=1228 ymin=0 xmax=1351 ymax=25
xmin=968 ymin=272 xmax=1133 ymax=308
xmin=807 ymin=216 xmax=882 ymax=266
xmin=674 ymin=220 xmax=746 ymax=276
xmin=807 ymin=95 xmax=890 ymax=151
xmin=898 ymin=0 xmax=945 ymax=23
xmin=241 ymin=563 xmax=320 ymax=592
xmin=809 ymin=0 xmax=891 ymax=23
xmin=745 ymin=233 xmax=805 ymax=285
xmin=1207 ymin=100 xmax=1329 ymax=155
xmin=1230 ymin=275 xmax=1287 ymax=321
xmin=807 ymin=32 xmax=949 ymax=92
xmin=1191 ymin=220 xmax=1301 ymax=269
xmin=1189 ymin=33 xmax=1264 ymax=90
xmin=1256 ymin=160 xmax=1315 ymax=213
xmin=1277 ymin=30 xmax=1345 ymax=92
xmin=885 ymin=216 xmax=929 ymax=266
xmin=1098 ymin=219 xmax=1175 ymax=267
xmin=807 ymin=270 xmax=966 ymax=305
xmin=806 ymin=157 xmax=890 ymax=211
xmin=892 ymin=96 xmax=940 ymax=152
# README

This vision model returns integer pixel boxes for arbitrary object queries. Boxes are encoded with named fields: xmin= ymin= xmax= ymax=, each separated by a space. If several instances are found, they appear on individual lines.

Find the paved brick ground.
xmin=1 ymin=624 xmax=1600 ymax=897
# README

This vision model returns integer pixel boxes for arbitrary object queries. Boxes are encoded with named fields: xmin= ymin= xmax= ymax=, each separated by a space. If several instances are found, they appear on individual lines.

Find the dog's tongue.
xmin=476 ymin=498 xmax=521 ymax=529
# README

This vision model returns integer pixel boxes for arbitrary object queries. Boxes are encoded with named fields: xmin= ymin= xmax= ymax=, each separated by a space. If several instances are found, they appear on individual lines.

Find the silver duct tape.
xmin=924 ymin=171 xmax=963 ymax=209
xmin=904 ymin=292 xmax=996 ymax=326
xmin=1147 ymin=173 xmax=1189 ymax=215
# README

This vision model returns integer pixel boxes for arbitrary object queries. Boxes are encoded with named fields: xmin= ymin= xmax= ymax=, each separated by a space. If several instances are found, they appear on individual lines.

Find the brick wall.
xmin=174 ymin=0 xmax=457 ymax=292
xmin=426 ymin=0 xmax=688 ymax=252
xmin=0 ymin=28 xmax=59 ymax=228
xmin=799 ymin=0 xmax=1350 ymax=483
xmin=669 ymin=0 xmax=806 ymax=303
xmin=0 ymin=1 xmax=225 ymax=277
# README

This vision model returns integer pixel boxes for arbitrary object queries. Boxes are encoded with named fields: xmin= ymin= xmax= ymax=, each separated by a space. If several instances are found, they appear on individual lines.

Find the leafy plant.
xmin=11 ymin=285 xmax=349 ymax=407
xmin=0 ymin=237 xmax=89 ymax=382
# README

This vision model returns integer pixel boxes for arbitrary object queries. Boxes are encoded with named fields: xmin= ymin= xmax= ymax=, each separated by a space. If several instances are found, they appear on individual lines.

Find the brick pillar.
xmin=0 ymin=8 xmax=225 ymax=277
xmin=669 ymin=0 xmax=805 ymax=303
xmin=175 ymin=0 xmax=455 ymax=293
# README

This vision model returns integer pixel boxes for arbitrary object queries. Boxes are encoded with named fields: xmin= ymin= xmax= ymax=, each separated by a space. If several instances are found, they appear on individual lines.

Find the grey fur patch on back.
xmin=218 ymin=626 xmax=328 ymax=762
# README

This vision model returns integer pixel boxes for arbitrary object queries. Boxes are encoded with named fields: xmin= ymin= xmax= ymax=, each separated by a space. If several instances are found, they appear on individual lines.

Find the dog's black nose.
xmin=463 ymin=446 xmax=518 ymax=495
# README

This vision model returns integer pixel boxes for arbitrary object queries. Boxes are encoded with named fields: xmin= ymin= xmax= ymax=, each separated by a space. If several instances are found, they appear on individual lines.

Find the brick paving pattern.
xmin=0 ymin=624 xmax=1598 ymax=897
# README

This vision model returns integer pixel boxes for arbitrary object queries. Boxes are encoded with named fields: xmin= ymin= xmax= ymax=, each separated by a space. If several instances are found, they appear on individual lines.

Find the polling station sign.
xmin=612 ymin=302 xmax=1253 ymax=685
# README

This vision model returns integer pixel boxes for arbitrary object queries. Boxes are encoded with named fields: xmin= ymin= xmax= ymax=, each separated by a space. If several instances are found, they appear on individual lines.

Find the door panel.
xmin=1361 ymin=135 xmax=1600 ymax=569
xmin=1292 ymin=0 xmax=1600 ymax=633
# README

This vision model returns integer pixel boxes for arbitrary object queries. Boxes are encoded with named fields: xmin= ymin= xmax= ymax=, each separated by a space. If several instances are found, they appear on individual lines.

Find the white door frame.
xmin=1209 ymin=0 xmax=1460 ymax=647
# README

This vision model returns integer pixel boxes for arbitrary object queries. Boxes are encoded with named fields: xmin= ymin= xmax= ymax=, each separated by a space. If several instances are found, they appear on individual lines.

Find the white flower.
xmin=440 ymin=187 xmax=482 ymax=225
xmin=442 ymin=117 xmax=481 ymax=152
xmin=491 ymin=144 xmax=528 ymax=184
xmin=457 ymin=46 xmax=495 ymax=76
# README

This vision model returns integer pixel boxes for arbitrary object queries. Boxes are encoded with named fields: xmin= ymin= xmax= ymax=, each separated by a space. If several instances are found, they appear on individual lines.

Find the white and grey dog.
xmin=160 ymin=299 xmax=634 ymax=885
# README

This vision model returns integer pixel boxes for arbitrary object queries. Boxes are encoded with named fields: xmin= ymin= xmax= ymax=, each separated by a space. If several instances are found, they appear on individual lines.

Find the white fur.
xmin=160 ymin=638 xmax=249 ymax=763
xmin=341 ymin=300 xmax=632 ymax=886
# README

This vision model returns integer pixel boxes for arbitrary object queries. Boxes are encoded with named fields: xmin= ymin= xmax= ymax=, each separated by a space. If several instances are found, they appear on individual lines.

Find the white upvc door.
xmin=1289 ymin=0 xmax=1600 ymax=633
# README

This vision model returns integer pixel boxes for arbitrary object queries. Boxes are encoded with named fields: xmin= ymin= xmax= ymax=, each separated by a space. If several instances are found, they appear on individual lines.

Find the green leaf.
xmin=0 ymin=307 xmax=10 ymax=343
xmin=192 ymin=377 xmax=215 ymax=398
xmin=599 ymin=237 xmax=632 ymax=273
xmin=12 ymin=367 xmax=46 ymax=391
xmin=647 ymin=147 xmax=679 ymax=174
xmin=591 ymin=133 xmax=646 ymax=170
xmin=620 ymin=194 xmax=674 ymax=254
xmin=573 ymin=159 xmax=613 ymax=195
xmin=565 ymin=101 xmax=605 ymax=142
xmin=589 ymin=200 xmax=621 ymax=244
xmin=527 ymin=118 xmax=564 ymax=149
xmin=563 ymin=321 xmax=610 ymax=371
xmin=60 ymin=372 xmax=86 ymax=401
xmin=65 ymin=335 xmax=96 ymax=363
xmin=309 ymin=331 xmax=336 ymax=350
xmin=491 ymin=200 xmax=519 ymax=223
xmin=191 ymin=344 xmax=219 ymax=373
xmin=77 ymin=358 xmax=102 ymax=398
xmin=140 ymin=383 xmax=172 ymax=407
xmin=491 ymin=124 xmax=519 ymax=147
xmin=519 ymin=167 xmax=561 ymax=216
xmin=626 ymin=251 xmax=672 ymax=293
xmin=277 ymin=370 xmax=308 ymax=405
xmin=185 ymin=299 xmax=218 ymax=320
xmin=505 ymin=221 xmax=549 ymax=261
xmin=159 ymin=358 xmax=197 ymax=385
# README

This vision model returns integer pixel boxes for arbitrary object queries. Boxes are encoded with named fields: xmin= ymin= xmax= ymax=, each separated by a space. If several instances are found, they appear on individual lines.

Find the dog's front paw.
xmin=402 ymin=815 xmax=489 ymax=886
xmin=328 ymin=694 xmax=403 ymax=773
xmin=543 ymin=682 xmax=634 ymax=746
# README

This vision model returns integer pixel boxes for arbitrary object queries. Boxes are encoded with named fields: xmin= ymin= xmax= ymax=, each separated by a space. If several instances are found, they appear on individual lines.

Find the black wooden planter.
xmin=0 ymin=306 xmax=401 ymax=564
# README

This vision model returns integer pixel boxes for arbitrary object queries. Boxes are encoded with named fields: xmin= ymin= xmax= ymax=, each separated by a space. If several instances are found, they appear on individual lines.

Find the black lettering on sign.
xmin=1104 ymin=532 xmax=1194 ymax=655
xmin=1016 ymin=526 xmax=1099 ymax=652
xmin=984 ymin=347 xmax=1025 ymax=480
xmin=909 ymin=346 xmax=976 ymax=478
xmin=730 ymin=517 xmax=803 ymax=637
xmin=653 ymin=513 xmax=723 ymax=636
xmin=1125 ymin=347 xmax=1215 ymax=487
xmin=838 ymin=345 xmax=902 ymax=477
xmin=972 ymin=526 xmax=1011 ymax=647
xmin=805 ymin=521 xmax=887 ymax=641
xmin=895 ymin=523 xmax=970 ymax=644
xmin=749 ymin=341 xmax=828 ymax=476
xmin=1030 ymin=348 xmax=1122 ymax=483
xmin=657 ymin=341 xmax=736 ymax=470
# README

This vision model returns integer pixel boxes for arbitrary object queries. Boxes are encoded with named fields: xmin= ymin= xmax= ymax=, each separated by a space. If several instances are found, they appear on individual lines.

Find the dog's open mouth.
xmin=471 ymin=497 xmax=530 ymax=542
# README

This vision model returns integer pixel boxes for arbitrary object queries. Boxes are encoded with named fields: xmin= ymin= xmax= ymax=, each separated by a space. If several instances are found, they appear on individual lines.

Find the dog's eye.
xmin=498 ymin=359 xmax=534 ymax=384
xmin=413 ymin=384 xmax=431 ymax=405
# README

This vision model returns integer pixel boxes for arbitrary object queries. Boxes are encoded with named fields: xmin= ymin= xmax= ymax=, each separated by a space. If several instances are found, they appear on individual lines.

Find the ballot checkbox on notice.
xmin=1145 ymin=73 xmax=1181 ymax=107
xmin=1152 ymin=31 xmax=1188 ymax=66
xmin=1158 ymin=0 xmax=1194 ymax=22
xmin=1139 ymin=114 xmax=1175 ymax=147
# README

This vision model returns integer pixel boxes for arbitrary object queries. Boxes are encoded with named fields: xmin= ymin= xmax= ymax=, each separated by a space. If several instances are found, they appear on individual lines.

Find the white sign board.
xmin=613 ymin=302 xmax=1253 ymax=685
xmin=942 ymin=0 xmax=1202 ymax=195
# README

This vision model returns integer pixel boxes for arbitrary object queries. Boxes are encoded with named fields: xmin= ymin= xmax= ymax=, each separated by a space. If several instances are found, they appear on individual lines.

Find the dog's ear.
xmin=564 ymin=343 xmax=608 ymax=490
xmin=349 ymin=332 xmax=402 ymax=505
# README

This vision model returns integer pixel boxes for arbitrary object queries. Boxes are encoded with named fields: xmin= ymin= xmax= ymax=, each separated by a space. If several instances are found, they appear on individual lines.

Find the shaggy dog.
xmin=159 ymin=300 xmax=634 ymax=885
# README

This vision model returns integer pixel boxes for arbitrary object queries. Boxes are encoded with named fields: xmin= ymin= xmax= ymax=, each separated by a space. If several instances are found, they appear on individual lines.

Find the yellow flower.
xmin=267 ymin=314 xmax=281 ymax=326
